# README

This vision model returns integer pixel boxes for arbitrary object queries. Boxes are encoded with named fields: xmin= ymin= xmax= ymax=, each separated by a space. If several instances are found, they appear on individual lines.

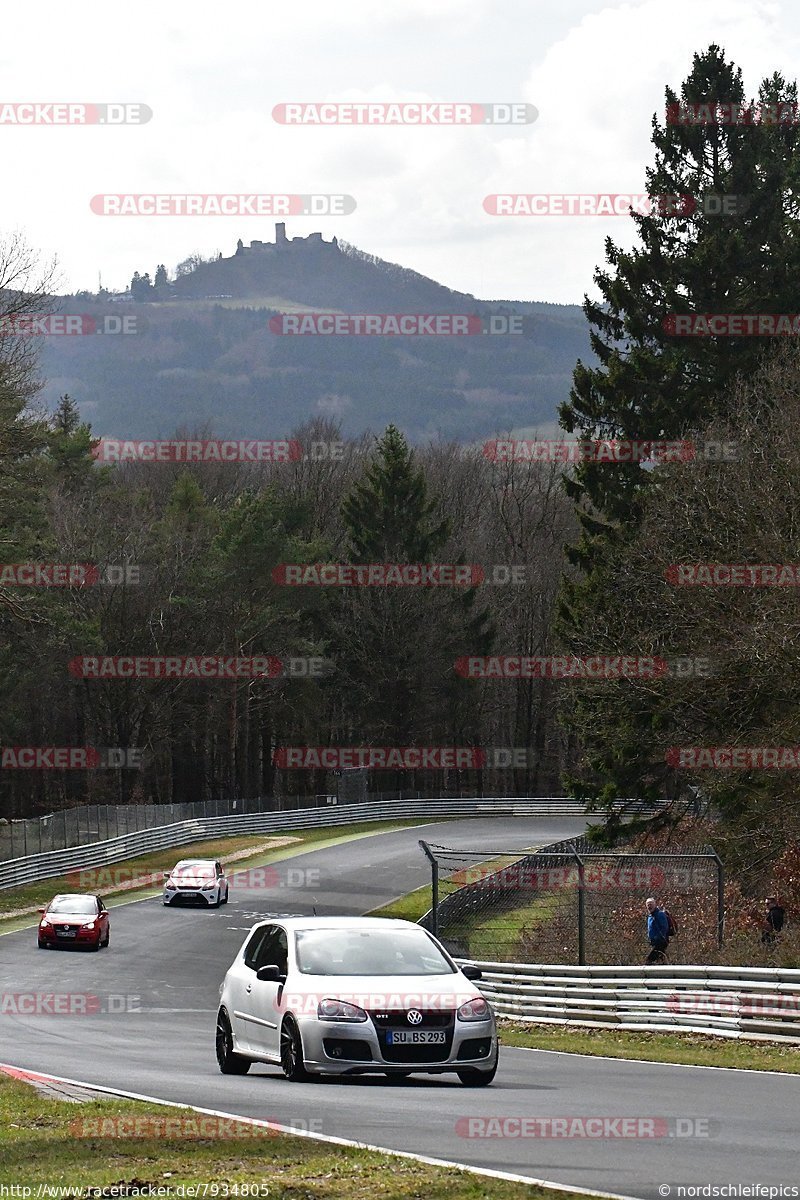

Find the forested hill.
xmin=38 ymin=231 xmax=591 ymax=443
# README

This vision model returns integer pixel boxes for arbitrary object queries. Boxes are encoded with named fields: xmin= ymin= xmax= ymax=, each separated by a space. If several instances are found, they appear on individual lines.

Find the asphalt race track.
xmin=1 ymin=817 xmax=798 ymax=1199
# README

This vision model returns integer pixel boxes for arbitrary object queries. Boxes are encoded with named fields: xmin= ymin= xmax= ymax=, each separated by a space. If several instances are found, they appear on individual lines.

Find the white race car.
xmin=163 ymin=858 xmax=229 ymax=907
xmin=216 ymin=916 xmax=498 ymax=1085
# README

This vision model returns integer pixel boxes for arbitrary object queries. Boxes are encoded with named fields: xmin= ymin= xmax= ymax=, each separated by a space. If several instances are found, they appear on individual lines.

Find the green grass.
xmin=0 ymin=1074 xmax=596 ymax=1198
xmin=370 ymin=883 xmax=432 ymax=922
xmin=498 ymin=1021 xmax=800 ymax=1073
xmin=0 ymin=820 xmax=434 ymax=931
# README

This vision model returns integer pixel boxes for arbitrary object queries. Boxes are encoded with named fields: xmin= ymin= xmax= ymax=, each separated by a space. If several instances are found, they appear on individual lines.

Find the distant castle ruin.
xmin=234 ymin=223 xmax=339 ymax=256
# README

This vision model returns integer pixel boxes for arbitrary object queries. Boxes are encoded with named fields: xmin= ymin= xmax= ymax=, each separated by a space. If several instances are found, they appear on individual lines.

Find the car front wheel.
xmin=280 ymin=1018 xmax=310 ymax=1082
xmin=216 ymin=1011 xmax=251 ymax=1075
xmin=457 ymin=1048 xmax=498 ymax=1087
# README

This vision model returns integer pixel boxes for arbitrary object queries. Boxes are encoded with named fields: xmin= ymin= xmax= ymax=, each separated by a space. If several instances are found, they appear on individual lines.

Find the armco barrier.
xmin=462 ymin=960 xmax=800 ymax=1043
xmin=0 ymin=796 xmax=610 ymax=891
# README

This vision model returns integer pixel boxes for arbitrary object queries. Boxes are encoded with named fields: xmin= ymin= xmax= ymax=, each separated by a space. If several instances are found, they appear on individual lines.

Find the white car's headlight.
xmin=317 ymin=998 xmax=368 ymax=1022
xmin=457 ymin=996 xmax=490 ymax=1022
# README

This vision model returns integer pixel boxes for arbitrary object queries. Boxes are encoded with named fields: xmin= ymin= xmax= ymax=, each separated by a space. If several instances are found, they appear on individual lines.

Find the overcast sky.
xmin=1 ymin=0 xmax=798 ymax=305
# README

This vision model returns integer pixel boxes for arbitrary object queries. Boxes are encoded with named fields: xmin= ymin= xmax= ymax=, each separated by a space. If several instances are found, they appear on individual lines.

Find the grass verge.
xmin=0 ymin=1073 xmax=595 ymax=1199
xmin=498 ymin=1020 xmax=800 ymax=1073
xmin=0 ymin=820 xmax=433 ymax=930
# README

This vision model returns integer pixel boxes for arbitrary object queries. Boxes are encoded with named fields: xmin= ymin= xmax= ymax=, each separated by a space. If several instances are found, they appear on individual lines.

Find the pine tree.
xmin=341 ymin=425 xmax=449 ymax=561
xmin=558 ymin=45 xmax=800 ymax=818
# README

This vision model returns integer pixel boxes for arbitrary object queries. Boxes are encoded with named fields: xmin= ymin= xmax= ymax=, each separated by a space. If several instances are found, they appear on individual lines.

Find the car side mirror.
xmin=461 ymin=964 xmax=482 ymax=981
xmin=37 ymin=908 xmax=46 ymax=915
xmin=256 ymin=965 xmax=283 ymax=983
xmin=163 ymin=872 xmax=171 ymax=880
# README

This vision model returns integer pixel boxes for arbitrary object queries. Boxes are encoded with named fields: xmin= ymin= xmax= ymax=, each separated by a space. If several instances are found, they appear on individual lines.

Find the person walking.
xmin=760 ymin=896 xmax=786 ymax=946
xmin=645 ymin=896 xmax=670 ymax=964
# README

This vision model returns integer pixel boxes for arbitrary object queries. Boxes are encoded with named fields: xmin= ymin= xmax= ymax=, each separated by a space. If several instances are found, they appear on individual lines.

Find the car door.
xmin=246 ymin=925 xmax=289 ymax=1059
xmin=215 ymin=861 xmax=228 ymax=901
xmin=97 ymin=898 xmax=109 ymax=937
xmin=228 ymin=925 xmax=272 ymax=1052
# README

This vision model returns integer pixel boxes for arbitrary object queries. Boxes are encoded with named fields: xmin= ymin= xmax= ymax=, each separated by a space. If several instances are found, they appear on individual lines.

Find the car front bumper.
xmin=295 ymin=1013 xmax=497 ymax=1075
xmin=163 ymin=889 xmax=218 ymax=905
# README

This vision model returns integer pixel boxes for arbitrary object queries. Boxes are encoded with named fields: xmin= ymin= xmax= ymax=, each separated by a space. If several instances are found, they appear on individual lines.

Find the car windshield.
xmin=173 ymin=863 xmax=212 ymax=877
xmin=295 ymin=928 xmax=456 ymax=976
xmin=47 ymin=896 xmax=97 ymax=915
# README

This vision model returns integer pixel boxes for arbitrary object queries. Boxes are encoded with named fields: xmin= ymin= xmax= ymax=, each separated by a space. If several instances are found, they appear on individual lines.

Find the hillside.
xmin=38 ymin=228 xmax=592 ymax=443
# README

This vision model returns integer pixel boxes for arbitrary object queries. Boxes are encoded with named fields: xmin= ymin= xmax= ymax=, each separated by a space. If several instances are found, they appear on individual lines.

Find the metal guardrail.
xmin=462 ymin=960 xmax=800 ymax=1042
xmin=0 ymin=797 xmax=596 ymax=891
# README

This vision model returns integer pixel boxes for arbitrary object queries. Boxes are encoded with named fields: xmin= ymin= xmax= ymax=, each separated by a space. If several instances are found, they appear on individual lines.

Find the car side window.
xmin=244 ymin=926 xmax=273 ymax=971
xmin=253 ymin=927 xmax=288 ymax=975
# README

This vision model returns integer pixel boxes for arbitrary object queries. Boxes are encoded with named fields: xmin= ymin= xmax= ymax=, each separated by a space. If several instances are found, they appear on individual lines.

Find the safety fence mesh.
xmin=420 ymin=836 xmax=722 ymax=965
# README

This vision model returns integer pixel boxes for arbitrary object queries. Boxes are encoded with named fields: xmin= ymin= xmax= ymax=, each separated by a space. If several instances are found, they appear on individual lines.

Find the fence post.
xmin=419 ymin=840 xmax=439 ymax=938
xmin=713 ymin=852 xmax=725 ymax=947
xmin=571 ymin=845 xmax=586 ymax=966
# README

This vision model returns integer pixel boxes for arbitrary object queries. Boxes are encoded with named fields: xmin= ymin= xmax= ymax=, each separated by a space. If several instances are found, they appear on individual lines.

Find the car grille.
xmin=369 ymin=1009 xmax=454 ymax=1063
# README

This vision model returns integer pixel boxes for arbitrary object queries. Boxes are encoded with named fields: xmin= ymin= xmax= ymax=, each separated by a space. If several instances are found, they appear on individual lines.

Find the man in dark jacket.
xmin=761 ymin=896 xmax=786 ymax=946
xmin=645 ymin=896 xmax=670 ymax=963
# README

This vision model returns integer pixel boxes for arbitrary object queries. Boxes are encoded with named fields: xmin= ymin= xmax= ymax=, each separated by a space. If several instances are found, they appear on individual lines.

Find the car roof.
xmin=247 ymin=916 xmax=423 ymax=933
xmin=173 ymin=859 xmax=216 ymax=866
xmin=49 ymin=893 xmax=98 ymax=902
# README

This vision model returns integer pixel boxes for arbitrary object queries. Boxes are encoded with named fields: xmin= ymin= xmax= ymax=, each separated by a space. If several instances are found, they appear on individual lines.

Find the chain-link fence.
xmin=419 ymin=836 xmax=723 ymax=966
xmin=0 ymin=790 xmax=423 ymax=861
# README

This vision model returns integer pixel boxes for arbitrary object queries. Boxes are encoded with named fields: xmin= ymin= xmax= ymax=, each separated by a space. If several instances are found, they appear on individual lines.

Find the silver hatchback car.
xmin=216 ymin=916 xmax=498 ymax=1085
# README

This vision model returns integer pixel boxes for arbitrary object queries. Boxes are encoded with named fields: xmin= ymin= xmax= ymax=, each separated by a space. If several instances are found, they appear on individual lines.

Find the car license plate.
xmin=386 ymin=1029 xmax=446 ymax=1045
xmin=56 ymin=930 xmax=77 ymax=938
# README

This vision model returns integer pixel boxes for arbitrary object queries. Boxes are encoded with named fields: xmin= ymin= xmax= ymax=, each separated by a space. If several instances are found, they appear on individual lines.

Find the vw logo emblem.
xmin=407 ymin=1009 xmax=423 ymax=1025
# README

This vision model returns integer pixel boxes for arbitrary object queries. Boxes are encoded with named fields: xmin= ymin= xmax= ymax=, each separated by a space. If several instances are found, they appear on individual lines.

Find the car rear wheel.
xmin=457 ymin=1049 xmax=498 ymax=1087
xmin=280 ymin=1018 xmax=310 ymax=1082
xmin=102 ymin=930 xmax=110 ymax=948
xmin=216 ymin=1011 xmax=251 ymax=1075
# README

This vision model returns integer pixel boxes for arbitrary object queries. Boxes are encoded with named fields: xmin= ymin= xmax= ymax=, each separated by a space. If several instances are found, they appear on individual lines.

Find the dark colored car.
xmin=38 ymin=894 xmax=110 ymax=950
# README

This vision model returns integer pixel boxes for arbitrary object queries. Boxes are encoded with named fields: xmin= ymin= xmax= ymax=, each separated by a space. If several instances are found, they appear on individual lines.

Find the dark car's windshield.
xmin=295 ymin=928 xmax=456 ymax=976
xmin=47 ymin=896 xmax=97 ymax=915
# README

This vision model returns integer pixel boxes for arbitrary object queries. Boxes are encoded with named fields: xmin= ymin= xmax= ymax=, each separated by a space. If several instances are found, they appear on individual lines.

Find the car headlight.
xmin=202 ymin=882 xmax=216 ymax=890
xmin=317 ymin=998 xmax=368 ymax=1022
xmin=40 ymin=919 xmax=52 ymax=929
xmin=83 ymin=921 xmax=96 ymax=931
xmin=457 ymin=996 xmax=490 ymax=1022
